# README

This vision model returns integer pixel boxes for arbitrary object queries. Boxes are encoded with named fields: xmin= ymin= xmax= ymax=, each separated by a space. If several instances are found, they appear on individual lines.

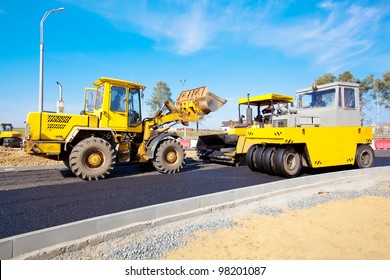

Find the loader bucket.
xmin=176 ymin=86 xmax=227 ymax=115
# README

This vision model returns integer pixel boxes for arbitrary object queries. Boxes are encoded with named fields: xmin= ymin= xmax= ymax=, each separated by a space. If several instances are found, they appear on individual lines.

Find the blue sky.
xmin=0 ymin=0 xmax=389 ymax=129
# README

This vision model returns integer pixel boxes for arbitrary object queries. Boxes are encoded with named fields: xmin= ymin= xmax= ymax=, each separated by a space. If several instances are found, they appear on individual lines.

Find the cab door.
xmin=108 ymin=85 xmax=129 ymax=131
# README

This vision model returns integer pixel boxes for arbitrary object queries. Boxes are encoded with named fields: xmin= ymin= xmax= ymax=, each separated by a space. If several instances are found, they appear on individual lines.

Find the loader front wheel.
xmin=69 ymin=137 xmax=116 ymax=180
xmin=354 ymin=144 xmax=375 ymax=169
xmin=153 ymin=139 xmax=185 ymax=174
xmin=274 ymin=146 xmax=302 ymax=177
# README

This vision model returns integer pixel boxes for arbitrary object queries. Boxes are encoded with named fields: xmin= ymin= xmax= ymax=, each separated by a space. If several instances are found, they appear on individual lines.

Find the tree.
xmin=315 ymin=73 xmax=336 ymax=85
xmin=146 ymin=81 xmax=173 ymax=115
xmin=361 ymin=72 xmax=390 ymax=124
xmin=378 ymin=71 xmax=390 ymax=109
xmin=338 ymin=71 xmax=357 ymax=83
xmin=359 ymin=75 xmax=374 ymax=125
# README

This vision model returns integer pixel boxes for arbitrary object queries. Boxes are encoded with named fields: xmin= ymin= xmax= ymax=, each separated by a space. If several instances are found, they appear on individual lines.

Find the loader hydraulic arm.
xmin=138 ymin=86 xmax=226 ymax=162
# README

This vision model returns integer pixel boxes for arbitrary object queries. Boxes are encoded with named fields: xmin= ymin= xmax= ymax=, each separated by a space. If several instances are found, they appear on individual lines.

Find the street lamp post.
xmin=179 ymin=79 xmax=187 ymax=139
xmin=39 ymin=7 xmax=65 ymax=112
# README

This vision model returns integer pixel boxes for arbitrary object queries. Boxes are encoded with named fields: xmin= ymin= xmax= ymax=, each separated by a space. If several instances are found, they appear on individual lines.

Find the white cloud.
xmin=66 ymin=0 xmax=389 ymax=70
xmin=135 ymin=1 xmax=214 ymax=54
xmin=318 ymin=0 xmax=339 ymax=9
xmin=249 ymin=1 xmax=388 ymax=72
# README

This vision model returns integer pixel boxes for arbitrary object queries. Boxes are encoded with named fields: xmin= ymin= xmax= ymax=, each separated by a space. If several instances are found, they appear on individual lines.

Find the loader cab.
xmin=296 ymin=82 xmax=360 ymax=126
xmin=83 ymin=87 xmax=97 ymax=114
xmin=88 ymin=77 xmax=146 ymax=132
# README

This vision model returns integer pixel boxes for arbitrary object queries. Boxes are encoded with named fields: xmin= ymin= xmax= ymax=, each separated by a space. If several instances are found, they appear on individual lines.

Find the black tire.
xmin=3 ymin=138 xmax=9 ymax=147
xmin=69 ymin=137 xmax=116 ymax=180
xmin=245 ymin=145 xmax=258 ymax=171
xmin=63 ymin=159 xmax=71 ymax=170
xmin=262 ymin=146 xmax=277 ymax=175
xmin=153 ymin=139 xmax=185 ymax=174
xmin=254 ymin=146 xmax=266 ymax=172
xmin=354 ymin=144 xmax=375 ymax=168
xmin=274 ymin=146 xmax=302 ymax=177
xmin=61 ymin=148 xmax=71 ymax=170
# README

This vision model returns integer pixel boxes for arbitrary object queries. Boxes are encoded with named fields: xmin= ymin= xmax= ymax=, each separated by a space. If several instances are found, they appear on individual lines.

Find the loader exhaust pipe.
xmin=56 ymin=81 xmax=64 ymax=113
xmin=246 ymin=93 xmax=253 ymax=125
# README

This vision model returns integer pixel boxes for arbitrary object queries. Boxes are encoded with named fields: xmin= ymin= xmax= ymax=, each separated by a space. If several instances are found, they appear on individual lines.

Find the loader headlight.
xmin=25 ymin=123 xmax=30 ymax=140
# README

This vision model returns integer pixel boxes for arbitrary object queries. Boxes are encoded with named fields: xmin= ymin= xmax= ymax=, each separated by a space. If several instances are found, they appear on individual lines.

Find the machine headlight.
xmin=25 ymin=123 xmax=30 ymax=140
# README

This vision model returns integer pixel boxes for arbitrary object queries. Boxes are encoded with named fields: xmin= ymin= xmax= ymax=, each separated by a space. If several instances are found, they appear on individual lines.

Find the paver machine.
xmin=24 ymin=77 xmax=226 ymax=180
xmin=196 ymin=93 xmax=294 ymax=165
xmin=245 ymin=82 xmax=374 ymax=177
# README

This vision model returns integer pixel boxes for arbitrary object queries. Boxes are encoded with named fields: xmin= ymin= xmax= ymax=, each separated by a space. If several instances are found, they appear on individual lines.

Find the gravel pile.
xmin=104 ymin=216 xmax=238 ymax=260
xmin=52 ymin=181 xmax=390 ymax=260
xmin=287 ymin=187 xmax=390 ymax=210
xmin=0 ymin=146 xmax=61 ymax=167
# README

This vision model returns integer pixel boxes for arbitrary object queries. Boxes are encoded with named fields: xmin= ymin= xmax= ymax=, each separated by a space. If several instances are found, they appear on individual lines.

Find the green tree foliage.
xmin=315 ymin=73 xmax=336 ymax=85
xmin=146 ymin=81 xmax=173 ymax=115
xmin=378 ymin=71 xmax=390 ymax=109
xmin=361 ymin=72 xmax=390 ymax=123
xmin=314 ymin=71 xmax=389 ymax=125
xmin=338 ymin=71 xmax=357 ymax=83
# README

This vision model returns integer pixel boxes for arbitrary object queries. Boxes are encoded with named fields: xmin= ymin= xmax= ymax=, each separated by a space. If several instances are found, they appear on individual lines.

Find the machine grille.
xmin=47 ymin=115 xmax=72 ymax=129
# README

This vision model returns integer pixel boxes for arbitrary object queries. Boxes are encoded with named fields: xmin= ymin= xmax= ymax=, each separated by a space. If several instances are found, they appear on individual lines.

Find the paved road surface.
xmin=0 ymin=150 xmax=389 ymax=239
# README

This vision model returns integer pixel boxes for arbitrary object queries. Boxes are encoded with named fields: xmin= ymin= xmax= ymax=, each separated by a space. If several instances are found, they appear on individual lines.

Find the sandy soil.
xmin=0 ymin=147 xmax=61 ymax=167
xmin=164 ymin=194 xmax=390 ymax=260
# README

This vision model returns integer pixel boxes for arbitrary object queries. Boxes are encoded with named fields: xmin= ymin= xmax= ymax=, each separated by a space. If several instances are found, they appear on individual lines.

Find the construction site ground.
xmin=1 ymin=146 xmax=390 ymax=259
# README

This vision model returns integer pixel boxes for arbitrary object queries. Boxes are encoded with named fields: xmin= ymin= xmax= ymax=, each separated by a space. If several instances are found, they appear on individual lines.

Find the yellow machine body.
xmin=246 ymin=126 xmax=372 ymax=168
xmin=244 ymin=82 xmax=374 ymax=177
xmin=196 ymin=93 xmax=294 ymax=165
xmin=0 ymin=122 xmax=23 ymax=147
xmin=24 ymin=77 xmax=226 ymax=180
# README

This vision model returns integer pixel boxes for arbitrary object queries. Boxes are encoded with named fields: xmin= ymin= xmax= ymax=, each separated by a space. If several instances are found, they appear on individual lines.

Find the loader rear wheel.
xmin=153 ymin=139 xmax=185 ymax=174
xmin=69 ymin=137 xmax=116 ymax=180
xmin=262 ymin=147 xmax=277 ymax=175
xmin=354 ymin=145 xmax=375 ymax=169
xmin=245 ymin=145 xmax=258 ymax=171
xmin=274 ymin=146 xmax=302 ymax=177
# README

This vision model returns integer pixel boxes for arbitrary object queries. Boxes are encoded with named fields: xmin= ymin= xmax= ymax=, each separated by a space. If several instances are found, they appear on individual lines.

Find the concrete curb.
xmin=0 ymin=164 xmax=66 ymax=173
xmin=1 ymin=165 xmax=389 ymax=260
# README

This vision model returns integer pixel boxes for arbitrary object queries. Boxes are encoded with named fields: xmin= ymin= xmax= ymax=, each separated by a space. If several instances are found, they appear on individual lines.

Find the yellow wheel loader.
xmin=24 ymin=77 xmax=226 ymax=180
xmin=196 ymin=93 xmax=294 ymax=165
xmin=245 ymin=82 xmax=374 ymax=177
xmin=0 ymin=123 xmax=22 ymax=148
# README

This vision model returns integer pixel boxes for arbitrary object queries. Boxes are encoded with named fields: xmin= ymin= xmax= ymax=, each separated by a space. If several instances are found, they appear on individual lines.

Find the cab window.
xmin=96 ymin=86 xmax=104 ymax=109
xmin=129 ymin=88 xmax=142 ymax=124
xmin=344 ymin=88 xmax=356 ymax=109
xmin=300 ymin=89 xmax=335 ymax=109
xmin=110 ymin=86 xmax=126 ymax=112
xmin=85 ymin=89 xmax=96 ymax=112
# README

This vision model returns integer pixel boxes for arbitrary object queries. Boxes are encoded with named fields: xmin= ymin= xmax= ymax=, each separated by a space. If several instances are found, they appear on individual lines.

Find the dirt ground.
xmin=164 ymin=194 xmax=390 ymax=260
xmin=0 ymin=146 xmax=61 ymax=167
